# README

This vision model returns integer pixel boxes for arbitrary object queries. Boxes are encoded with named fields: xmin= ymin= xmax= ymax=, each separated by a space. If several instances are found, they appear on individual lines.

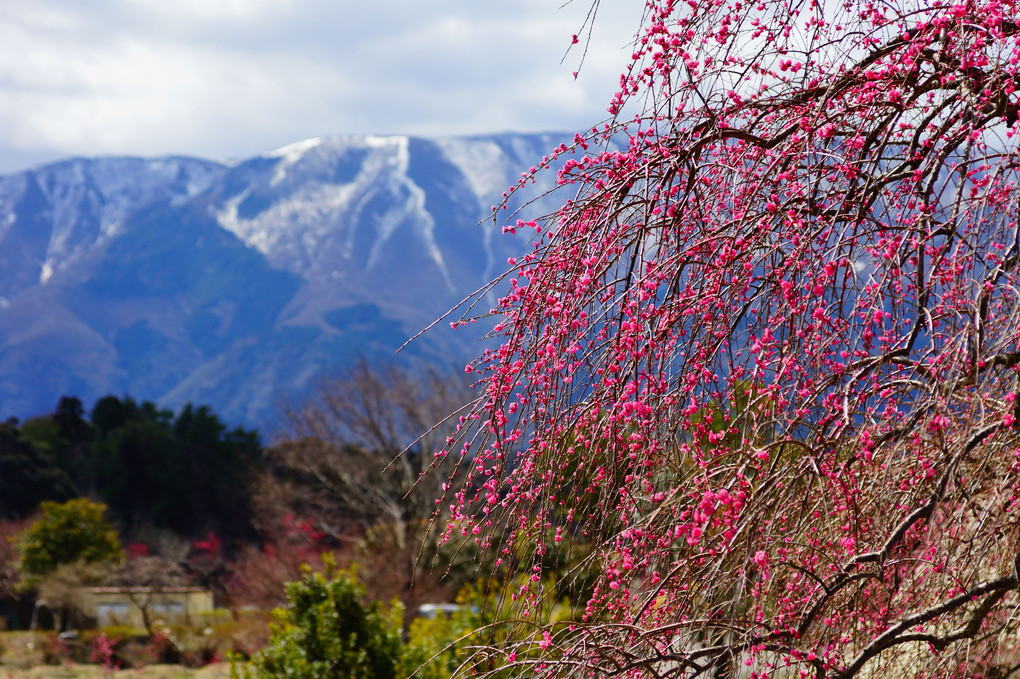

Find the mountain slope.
xmin=0 ymin=133 xmax=571 ymax=428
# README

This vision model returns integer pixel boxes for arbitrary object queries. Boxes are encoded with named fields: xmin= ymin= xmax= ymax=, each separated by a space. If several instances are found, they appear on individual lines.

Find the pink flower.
xmin=539 ymin=631 xmax=553 ymax=650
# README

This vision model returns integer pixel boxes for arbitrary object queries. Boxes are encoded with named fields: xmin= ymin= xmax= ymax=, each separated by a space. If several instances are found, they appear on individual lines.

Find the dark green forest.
xmin=1 ymin=366 xmax=478 ymax=614
xmin=1 ymin=395 xmax=262 ymax=543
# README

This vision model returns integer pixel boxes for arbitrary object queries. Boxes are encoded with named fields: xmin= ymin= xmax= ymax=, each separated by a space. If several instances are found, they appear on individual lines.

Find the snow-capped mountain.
xmin=0 ymin=133 xmax=572 ymax=428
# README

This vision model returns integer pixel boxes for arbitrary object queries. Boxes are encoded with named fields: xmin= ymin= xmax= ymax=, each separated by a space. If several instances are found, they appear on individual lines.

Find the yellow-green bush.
xmin=237 ymin=559 xmax=402 ymax=679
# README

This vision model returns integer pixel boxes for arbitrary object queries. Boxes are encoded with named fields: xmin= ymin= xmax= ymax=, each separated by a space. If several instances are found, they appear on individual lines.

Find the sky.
xmin=0 ymin=0 xmax=644 ymax=174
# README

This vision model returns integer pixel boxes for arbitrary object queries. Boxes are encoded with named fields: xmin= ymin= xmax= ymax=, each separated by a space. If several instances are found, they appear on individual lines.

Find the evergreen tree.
xmin=0 ymin=420 xmax=73 ymax=519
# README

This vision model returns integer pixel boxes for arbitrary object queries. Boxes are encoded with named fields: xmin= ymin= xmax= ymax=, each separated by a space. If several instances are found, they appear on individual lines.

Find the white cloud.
xmin=124 ymin=0 xmax=295 ymax=23
xmin=0 ymin=0 xmax=642 ymax=172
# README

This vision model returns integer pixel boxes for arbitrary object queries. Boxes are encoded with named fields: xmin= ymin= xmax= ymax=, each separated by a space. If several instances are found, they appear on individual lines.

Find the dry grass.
xmin=0 ymin=663 xmax=232 ymax=679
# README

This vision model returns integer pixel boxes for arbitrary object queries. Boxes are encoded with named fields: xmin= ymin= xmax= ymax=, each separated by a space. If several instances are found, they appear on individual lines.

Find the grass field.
xmin=1 ymin=631 xmax=237 ymax=679
xmin=0 ymin=663 xmax=232 ymax=678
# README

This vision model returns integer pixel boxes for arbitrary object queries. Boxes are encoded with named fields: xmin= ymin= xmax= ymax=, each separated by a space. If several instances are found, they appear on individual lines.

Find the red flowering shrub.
xmin=447 ymin=0 xmax=1020 ymax=676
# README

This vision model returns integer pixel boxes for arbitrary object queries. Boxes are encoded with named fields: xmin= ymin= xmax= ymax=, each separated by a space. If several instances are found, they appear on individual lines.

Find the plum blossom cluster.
xmin=444 ymin=0 xmax=1020 ymax=677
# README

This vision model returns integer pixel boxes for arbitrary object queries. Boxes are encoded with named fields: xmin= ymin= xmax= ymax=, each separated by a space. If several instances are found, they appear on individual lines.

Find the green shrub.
xmin=400 ymin=577 xmax=580 ymax=679
xmin=239 ymin=559 xmax=402 ymax=679
xmin=16 ymin=498 xmax=123 ymax=584
xmin=399 ymin=602 xmax=481 ymax=679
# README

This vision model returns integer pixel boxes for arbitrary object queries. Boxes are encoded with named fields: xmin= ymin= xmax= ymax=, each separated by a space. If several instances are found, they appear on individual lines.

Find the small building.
xmin=417 ymin=603 xmax=461 ymax=619
xmin=80 ymin=586 xmax=214 ymax=629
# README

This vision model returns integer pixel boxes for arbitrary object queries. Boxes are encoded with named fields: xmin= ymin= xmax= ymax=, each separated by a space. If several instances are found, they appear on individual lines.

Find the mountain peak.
xmin=0 ymin=132 xmax=576 ymax=427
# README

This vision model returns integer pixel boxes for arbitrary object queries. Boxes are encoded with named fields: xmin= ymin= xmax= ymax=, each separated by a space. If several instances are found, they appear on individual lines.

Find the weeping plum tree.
xmin=442 ymin=0 xmax=1020 ymax=676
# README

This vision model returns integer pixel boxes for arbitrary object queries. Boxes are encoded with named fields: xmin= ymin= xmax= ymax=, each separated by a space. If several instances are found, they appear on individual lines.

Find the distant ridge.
xmin=0 ymin=133 xmax=575 ymax=428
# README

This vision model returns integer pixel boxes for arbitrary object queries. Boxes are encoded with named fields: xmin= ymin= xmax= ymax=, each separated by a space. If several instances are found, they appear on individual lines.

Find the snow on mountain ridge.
xmin=266 ymin=137 xmax=325 ymax=187
xmin=368 ymin=136 xmax=453 ymax=291
xmin=0 ymin=173 xmax=29 ymax=245
xmin=216 ymin=134 xmax=463 ymax=289
xmin=433 ymin=137 xmax=518 ymax=286
xmin=265 ymin=136 xmax=326 ymax=159
xmin=217 ymin=136 xmax=408 ymax=272
xmin=0 ymin=156 xmax=226 ymax=292
xmin=0 ymin=132 xmax=583 ymax=426
xmin=433 ymin=137 xmax=516 ymax=207
xmin=42 ymin=157 xmax=225 ymax=281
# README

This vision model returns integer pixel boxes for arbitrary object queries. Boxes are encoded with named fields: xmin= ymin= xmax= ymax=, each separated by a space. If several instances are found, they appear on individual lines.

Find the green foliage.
xmin=16 ymin=498 xmax=123 ymax=580
xmin=89 ymin=396 xmax=263 ymax=539
xmin=18 ymin=417 xmax=66 ymax=456
xmin=399 ymin=588 xmax=484 ymax=679
xmin=243 ymin=559 xmax=402 ymax=679
xmin=0 ymin=420 xmax=74 ymax=518
xmin=0 ymin=394 xmax=264 ymax=541
xmin=400 ymin=578 xmax=581 ymax=679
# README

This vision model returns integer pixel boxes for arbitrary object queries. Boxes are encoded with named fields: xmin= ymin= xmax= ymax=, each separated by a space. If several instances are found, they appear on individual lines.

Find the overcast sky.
xmin=0 ymin=0 xmax=643 ymax=174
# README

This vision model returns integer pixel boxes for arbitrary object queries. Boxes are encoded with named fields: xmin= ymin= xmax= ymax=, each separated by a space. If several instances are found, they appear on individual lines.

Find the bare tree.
xmin=110 ymin=555 xmax=188 ymax=635
xmin=262 ymin=360 xmax=476 ymax=612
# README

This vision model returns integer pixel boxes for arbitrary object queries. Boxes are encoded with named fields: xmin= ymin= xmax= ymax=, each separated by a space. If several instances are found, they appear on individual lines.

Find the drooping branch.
xmin=837 ymin=575 xmax=1019 ymax=678
xmin=444 ymin=0 xmax=1020 ymax=677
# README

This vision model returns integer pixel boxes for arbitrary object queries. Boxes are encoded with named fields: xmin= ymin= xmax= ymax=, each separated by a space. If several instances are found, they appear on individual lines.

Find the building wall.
xmin=83 ymin=588 xmax=214 ymax=629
